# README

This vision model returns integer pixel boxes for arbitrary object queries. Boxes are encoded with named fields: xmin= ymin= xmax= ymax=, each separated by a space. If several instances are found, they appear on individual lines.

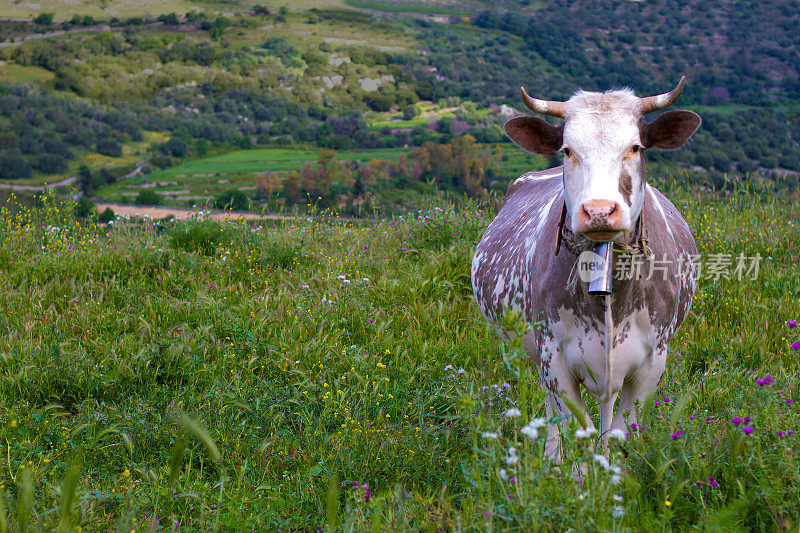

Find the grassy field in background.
xmin=0 ymin=183 xmax=798 ymax=530
xmin=154 ymin=147 xmax=410 ymax=178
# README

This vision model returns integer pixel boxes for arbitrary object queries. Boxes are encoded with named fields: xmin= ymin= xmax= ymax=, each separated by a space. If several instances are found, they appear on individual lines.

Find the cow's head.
xmin=504 ymin=77 xmax=700 ymax=242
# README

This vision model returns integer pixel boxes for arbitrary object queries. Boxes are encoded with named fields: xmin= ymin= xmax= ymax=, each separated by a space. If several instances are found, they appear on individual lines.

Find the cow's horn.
xmin=640 ymin=76 xmax=686 ymax=114
xmin=520 ymin=87 xmax=566 ymax=118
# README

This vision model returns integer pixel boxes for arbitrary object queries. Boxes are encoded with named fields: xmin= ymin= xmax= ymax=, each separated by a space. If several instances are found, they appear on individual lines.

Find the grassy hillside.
xmin=0 ymin=182 xmax=798 ymax=530
xmin=1 ymin=0 xmax=798 ymax=210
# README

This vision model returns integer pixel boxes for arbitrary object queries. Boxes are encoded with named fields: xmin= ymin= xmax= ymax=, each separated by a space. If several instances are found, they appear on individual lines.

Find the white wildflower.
xmin=505 ymin=447 xmax=519 ymax=465
xmin=611 ymin=474 xmax=622 ymax=486
xmin=503 ymin=408 xmax=522 ymax=418
xmin=444 ymin=364 xmax=453 ymax=371
xmin=611 ymin=505 xmax=624 ymax=518
xmin=575 ymin=427 xmax=598 ymax=439
xmin=337 ymin=274 xmax=346 ymax=280
xmin=498 ymin=468 xmax=508 ymax=480
xmin=609 ymin=428 xmax=627 ymax=442
xmin=362 ymin=277 xmax=370 ymax=282
xmin=528 ymin=417 xmax=547 ymax=429
xmin=520 ymin=425 xmax=538 ymax=440
xmin=593 ymin=453 xmax=610 ymax=471
xmin=613 ymin=494 xmax=623 ymax=502
xmin=481 ymin=432 xmax=498 ymax=440
xmin=457 ymin=368 xmax=465 ymax=374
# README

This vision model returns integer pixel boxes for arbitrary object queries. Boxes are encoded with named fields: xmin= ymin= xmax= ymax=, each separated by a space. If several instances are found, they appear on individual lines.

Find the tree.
xmin=165 ymin=137 xmax=188 ymax=158
xmin=136 ymin=189 xmax=161 ymax=205
xmin=36 ymin=154 xmax=67 ymax=173
xmin=402 ymin=104 xmax=417 ymax=121
xmin=0 ymin=153 xmax=32 ymax=179
xmin=34 ymin=12 xmax=54 ymax=25
xmin=96 ymin=138 xmax=122 ymax=157
xmin=215 ymin=189 xmax=250 ymax=211
xmin=256 ymin=172 xmax=281 ymax=198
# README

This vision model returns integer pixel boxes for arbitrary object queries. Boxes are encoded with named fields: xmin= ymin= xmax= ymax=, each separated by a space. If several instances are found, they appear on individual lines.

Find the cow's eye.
xmin=627 ymin=144 xmax=643 ymax=157
xmin=561 ymin=147 xmax=572 ymax=158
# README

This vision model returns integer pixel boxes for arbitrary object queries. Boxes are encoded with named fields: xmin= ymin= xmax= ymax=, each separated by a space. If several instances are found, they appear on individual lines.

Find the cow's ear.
xmin=504 ymin=116 xmax=563 ymax=156
xmin=641 ymin=110 xmax=701 ymax=150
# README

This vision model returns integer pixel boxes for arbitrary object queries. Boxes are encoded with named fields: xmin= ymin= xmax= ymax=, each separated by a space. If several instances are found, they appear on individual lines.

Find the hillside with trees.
xmin=0 ymin=0 xmax=797 ymax=213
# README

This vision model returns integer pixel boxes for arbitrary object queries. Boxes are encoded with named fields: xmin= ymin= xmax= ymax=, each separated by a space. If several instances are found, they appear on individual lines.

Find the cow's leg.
xmin=599 ymin=392 xmax=620 ymax=445
xmin=612 ymin=346 xmax=667 ymax=431
xmin=542 ymin=373 xmax=590 ymax=462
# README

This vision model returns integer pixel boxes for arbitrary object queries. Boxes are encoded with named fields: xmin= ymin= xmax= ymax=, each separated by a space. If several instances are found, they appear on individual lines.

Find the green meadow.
xmin=0 ymin=179 xmax=798 ymax=530
xmin=151 ymin=147 xmax=410 ymax=178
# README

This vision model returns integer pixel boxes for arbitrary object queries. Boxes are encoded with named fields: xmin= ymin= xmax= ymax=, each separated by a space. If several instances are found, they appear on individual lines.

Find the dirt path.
xmin=95 ymin=202 xmax=277 ymax=221
xmin=95 ymin=202 xmax=368 ymax=223
xmin=0 ymin=176 xmax=77 ymax=190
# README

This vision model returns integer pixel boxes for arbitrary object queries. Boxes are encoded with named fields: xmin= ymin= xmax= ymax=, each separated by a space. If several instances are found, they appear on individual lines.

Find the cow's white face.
xmin=561 ymin=90 xmax=645 ymax=241
xmin=504 ymin=82 xmax=701 ymax=243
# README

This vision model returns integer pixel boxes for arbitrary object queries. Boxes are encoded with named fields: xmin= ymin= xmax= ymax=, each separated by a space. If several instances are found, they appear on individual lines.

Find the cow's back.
xmin=471 ymin=167 xmax=564 ymax=322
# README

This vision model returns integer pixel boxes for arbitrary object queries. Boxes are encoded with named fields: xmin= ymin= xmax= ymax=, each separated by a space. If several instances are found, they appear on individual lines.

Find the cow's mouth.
xmin=582 ymin=229 xmax=623 ymax=242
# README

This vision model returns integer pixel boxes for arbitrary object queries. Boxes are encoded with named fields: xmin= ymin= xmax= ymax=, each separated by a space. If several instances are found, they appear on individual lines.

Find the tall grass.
xmin=0 ymin=185 xmax=797 ymax=530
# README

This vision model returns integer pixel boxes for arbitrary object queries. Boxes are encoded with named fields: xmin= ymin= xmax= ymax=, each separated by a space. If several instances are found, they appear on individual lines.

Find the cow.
xmin=471 ymin=78 xmax=701 ymax=459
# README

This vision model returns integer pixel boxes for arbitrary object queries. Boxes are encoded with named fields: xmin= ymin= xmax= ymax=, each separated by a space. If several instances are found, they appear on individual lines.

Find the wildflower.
xmin=742 ymin=426 xmax=753 ymax=434
xmin=670 ymin=430 xmax=685 ymax=439
xmin=122 ymin=469 xmax=130 ymax=478
xmin=444 ymin=364 xmax=453 ymax=371
xmin=593 ymin=454 xmax=610 ymax=471
xmin=744 ymin=416 xmax=750 ymax=423
xmin=709 ymin=476 xmax=719 ymax=488
xmin=611 ymin=474 xmax=621 ymax=485
xmin=731 ymin=417 xmax=742 ymax=425
xmin=778 ymin=431 xmax=785 ymax=437
xmin=695 ymin=481 xmax=702 ymax=487
xmin=663 ymin=397 xmax=671 ymax=403
xmin=630 ymin=423 xmax=638 ymax=430
xmin=481 ymin=432 xmax=498 ymax=440
xmin=613 ymin=494 xmax=623 ymax=502
xmin=609 ymin=428 xmax=626 ymax=442
xmin=757 ymin=376 xmax=773 ymax=386
xmin=505 ymin=447 xmax=519 ymax=465
xmin=503 ymin=408 xmax=521 ymax=418
xmin=362 ymin=278 xmax=369 ymax=282
xmin=792 ymin=341 xmax=800 ymax=350
xmin=664 ymin=495 xmax=671 ymax=506
xmin=457 ymin=368 xmax=465 ymax=374
xmin=498 ymin=468 xmax=508 ymax=480
xmin=788 ymin=320 xmax=797 ymax=327
xmin=575 ymin=427 xmax=598 ymax=439
xmin=611 ymin=505 xmax=625 ymax=518
xmin=364 ymin=490 xmax=371 ymax=502
xmin=353 ymin=481 xmax=359 ymax=488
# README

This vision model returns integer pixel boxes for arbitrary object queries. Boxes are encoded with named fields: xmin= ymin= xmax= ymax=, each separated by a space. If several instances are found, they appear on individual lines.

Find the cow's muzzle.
xmin=577 ymin=200 xmax=624 ymax=241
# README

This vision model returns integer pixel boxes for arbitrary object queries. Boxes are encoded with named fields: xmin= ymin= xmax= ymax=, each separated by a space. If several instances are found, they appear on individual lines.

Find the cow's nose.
xmin=579 ymin=200 xmax=621 ymax=228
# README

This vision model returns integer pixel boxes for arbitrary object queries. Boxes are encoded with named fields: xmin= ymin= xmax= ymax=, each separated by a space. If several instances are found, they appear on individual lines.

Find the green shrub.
xmin=135 ymin=189 xmax=161 ymax=205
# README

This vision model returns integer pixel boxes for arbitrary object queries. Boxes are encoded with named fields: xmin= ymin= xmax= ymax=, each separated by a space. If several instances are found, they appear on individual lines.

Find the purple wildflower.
xmin=630 ymin=423 xmax=638 ymax=430
xmin=695 ymin=481 xmax=702 ymax=487
xmin=732 ymin=417 xmax=742 ymax=425
xmin=744 ymin=416 xmax=751 ymax=423
xmin=742 ymin=426 xmax=753 ymax=434
xmin=670 ymin=430 xmax=685 ymax=439
xmin=664 ymin=397 xmax=671 ymax=403
xmin=778 ymin=431 xmax=785 ymax=437
xmin=788 ymin=320 xmax=797 ymax=328
xmin=353 ymin=481 xmax=359 ymax=488
xmin=792 ymin=341 xmax=800 ymax=350
xmin=788 ymin=430 xmax=794 ymax=435
xmin=364 ymin=490 xmax=371 ymax=502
